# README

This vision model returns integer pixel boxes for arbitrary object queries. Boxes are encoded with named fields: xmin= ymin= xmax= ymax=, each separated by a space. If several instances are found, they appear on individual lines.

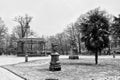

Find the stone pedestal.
xmin=25 ymin=54 xmax=28 ymax=62
xmin=69 ymin=55 xmax=79 ymax=59
xmin=69 ymin=48 xmax=79 ymax=59
xmin=113 ymin=51 xmax=116 ymax=58
xmin=49 ymin=52 xmax=61 ymax=71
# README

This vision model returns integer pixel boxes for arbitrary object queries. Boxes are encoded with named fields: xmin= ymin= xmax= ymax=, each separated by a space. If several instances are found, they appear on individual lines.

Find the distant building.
xmin=17 ymin=37 xmax=46 ymax=56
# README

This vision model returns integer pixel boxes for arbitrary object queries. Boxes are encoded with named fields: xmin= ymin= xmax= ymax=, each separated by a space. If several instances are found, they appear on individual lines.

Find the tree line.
xmin=46 ymin=8 xmax=120 ymax=56
xmin=0 ymin=8 xmax=120 ymax=56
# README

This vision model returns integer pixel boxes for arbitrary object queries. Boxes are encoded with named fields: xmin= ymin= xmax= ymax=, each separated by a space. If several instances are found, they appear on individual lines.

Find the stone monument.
xmin=69 ymin=40 xmax=79 ymax=59
xmin=49 ymin=43 xmax=61 ymax=71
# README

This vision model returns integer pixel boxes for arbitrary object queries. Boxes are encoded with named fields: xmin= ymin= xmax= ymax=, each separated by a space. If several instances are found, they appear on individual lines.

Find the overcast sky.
xmin=0 ymin=0 xmax=120 ymax=37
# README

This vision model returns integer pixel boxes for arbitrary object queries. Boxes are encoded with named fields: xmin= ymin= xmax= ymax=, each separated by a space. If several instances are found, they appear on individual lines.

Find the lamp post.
xmin=21 ymin=23 xmax=30 ymax=62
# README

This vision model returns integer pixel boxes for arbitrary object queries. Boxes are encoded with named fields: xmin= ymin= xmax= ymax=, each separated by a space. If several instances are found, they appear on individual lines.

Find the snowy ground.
xmin=0 ymin=55 xmax=120 ymax=66
xmin=2 ymin=55 xmax=120 ymax=80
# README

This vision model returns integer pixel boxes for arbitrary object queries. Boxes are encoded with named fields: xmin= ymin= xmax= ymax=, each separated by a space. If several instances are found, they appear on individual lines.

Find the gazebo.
xmin=17 ymin=36 xmax=46 ymax=56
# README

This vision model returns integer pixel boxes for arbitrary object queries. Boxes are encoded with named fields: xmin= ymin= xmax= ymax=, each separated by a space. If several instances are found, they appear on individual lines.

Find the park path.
xmin=0 ymin=55 xmax=51 ymax=80
xmin=0 ymin=67 xmax=23 ymax=80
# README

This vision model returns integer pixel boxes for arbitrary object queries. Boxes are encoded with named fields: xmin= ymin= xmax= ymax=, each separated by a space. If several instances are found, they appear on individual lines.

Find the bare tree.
xmin=0 ymin=18 xmax=8 ymax=55
xmin=14 ymin=14 xmax=32 ymax=38
xmin=65 ymin=23 xmax=79 ymax=59
xmin=74 ymin=22 xmax=82 ymax=54
xmin=12 ymin=25 xmax=35 ymax=39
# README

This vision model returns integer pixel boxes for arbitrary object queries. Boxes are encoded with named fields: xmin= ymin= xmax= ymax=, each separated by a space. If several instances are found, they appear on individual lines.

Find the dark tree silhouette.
xmin=77 ymin=8 xmax=110 ymax=64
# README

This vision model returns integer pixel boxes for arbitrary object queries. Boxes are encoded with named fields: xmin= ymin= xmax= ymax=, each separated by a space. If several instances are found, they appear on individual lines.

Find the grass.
xmin=2 ymin=57 xmax=120 ymax=80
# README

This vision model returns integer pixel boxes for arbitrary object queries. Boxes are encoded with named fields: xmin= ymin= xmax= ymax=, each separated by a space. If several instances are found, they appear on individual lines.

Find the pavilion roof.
xmin=18 ymin=38 xmax=45 ymax=43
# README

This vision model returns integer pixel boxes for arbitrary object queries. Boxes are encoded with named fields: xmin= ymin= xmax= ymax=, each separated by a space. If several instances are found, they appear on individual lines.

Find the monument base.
xmin=49 ymin=61 xmax=61 ymax=71
xmin=69 ymin=55 xmax=79 ymax=59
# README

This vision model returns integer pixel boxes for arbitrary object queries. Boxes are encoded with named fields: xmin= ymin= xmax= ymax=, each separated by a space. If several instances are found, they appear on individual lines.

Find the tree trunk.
xmin=115 ymin=40 xmax=117 ymax=48
xmin=95 ymin=51 xmax=98 ymax=64
xmin=22 ymin=42 xmax=28 ymax=62
xmin=78 ymin=39 xmax=81 ymax=54
xmin=21 ymin=42 xmax=24 ymax=55
xmin=108 ymin=43 xmax=111 ymax=55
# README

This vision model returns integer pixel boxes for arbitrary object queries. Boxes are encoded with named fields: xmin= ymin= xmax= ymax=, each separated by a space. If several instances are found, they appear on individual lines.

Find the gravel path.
xmin=0 ymin=55 xmax=50 ymax=80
